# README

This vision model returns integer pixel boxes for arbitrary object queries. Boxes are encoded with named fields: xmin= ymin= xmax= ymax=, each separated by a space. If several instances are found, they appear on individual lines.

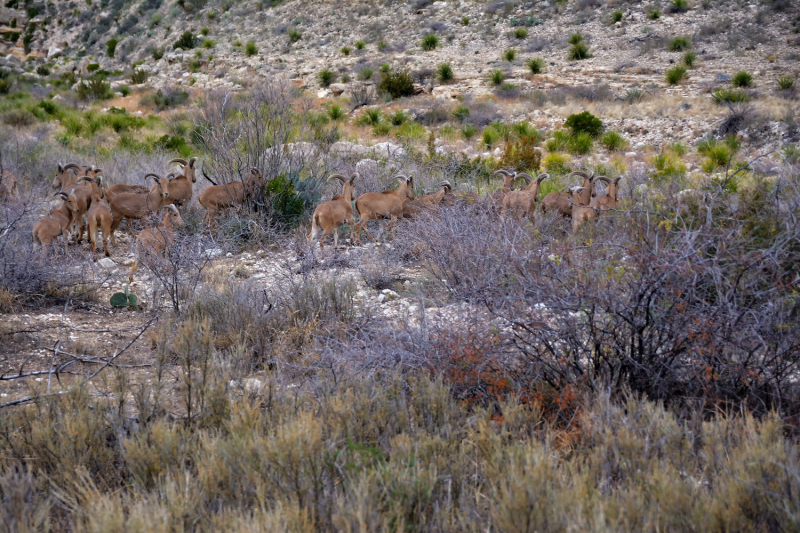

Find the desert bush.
xmin=568 ymin=32 xmax=584 ymax=45
xmin=488 ymin=69 xmax=505 ymax=87
xmin=600 ymin=130 xmax=627 ymax=151
xmin=683 ymin=50 xmax=697 ymax=67
xmin=76 ymin=78 xmax=113 ymax=100
xmin=35 ymin=65 xmax=49 ymax=76
xmin=130 ymin=68 xmax=148 ymax=84
xmin=461 ymin=124 xmax=477 ymax=139
xmin=500 ymin=135 xmax=542 ymax=172
xmin=648 ymin=7 xmax=661 ymax=19
xmin=711 ymin=87 xmax=750 ymax=104
xmin=245 ymin=41 xmax=258 ymax=56
xmin=358 ymin=67 xmax=373 ymax=81
xmin=2 ymin=108 xmax=36 ymax=127
xmin=152 ymin=47 xmax=165 ymax=60
xmin=625 ymin=88 xmax=644 ymax=103
xmin=388 ymin=110 xmax=408 ymax=126
xmin=732 ymin=70 xmax=753 ymax=87
xmin=354 ymin=40 xmax=366 ymax=50
xmin=669 ymin=0 xmax=689 ymax=12
xmin=514 ymin=27 xmax=527 ymax=39
xmin=326 ymin=103 xmax=344 ymax=121
xmin=527 ymin=57 xmax=545 ymax=74
xmin=356 ymin=108 xmax=383 ymax=127
xmin=612 ymin=9 xmax=624 ymax=22
xmin=377 ymin=69 xmax=414 ymax=99
xmin=568 ymin=41 xmax=591 ymax=60
xmin=545 ymin=129 xmax=570 ymax=152
xmin=436 ymin=63 xmax=453 ymax=82
xmin=565 ymin=110 xmax=603 ymax=137
xmin=482 ymin=126 xmax=500 ymax=148
xmin=340 ymin=46 xmax=351 ymax=56
xmin=567 ymin=132 xmax=593 ymax=154
xmin=669 ymin=36 xmax=691 ymax=51
xmin=106 ymin=37 xmax=118 ymax=58
xmin=502 ymin=48 xmax=517 ymax=62
xmin=173 ymin=30 xmax=196 ymax=50
xmin=288 ymin=28 xmax=301 ymax=42
xmin=421 ymin=33 xmax=439 ymax=51
xmin=665 ymin=65 xmax=687 ymax=84
xmin=777 ymin=75 xmax=795 ymax=91
xmin=318 ymin=68 xmax=334 ymax=87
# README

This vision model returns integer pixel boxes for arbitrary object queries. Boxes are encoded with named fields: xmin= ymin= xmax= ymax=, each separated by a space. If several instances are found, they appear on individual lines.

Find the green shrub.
xmin=502 ymin=49 xmax=517 ymax=62
xmin=421 ymin=33 xmax=439 ymax=51
xmin=601 ymin=130 xmax=627 ymax=152
xmin=568 ymin=42 xmax=591 ymax=60
xmin=358 ymin=67 xmax=373 ymax=81
xmin=514 ymin=27 xmax=527 ymax=39
xmin=437 ymin=62 xmax=453 ymax=82
xmin=152 ymin=88 xmax=189 ymax=109
xmin=668 ymin=36 xmax=691 ymax=51
xmin=131 ymin=69 xmax=147 ymax=84
xmin=782 ymin=144 xmax=799 ymax=165
xmin=152 ymin=47 xmax=165 ymax=60
xmin=264 ymin=174 xmax=305 ymax=226
xmin=568 ymin=32 xmax=584 ymax=45
xmin=119 ymin=85 xmax=131 ymax=97
xmin=87 ymin=63 xmax=100 ymax=73
xmin=665 ymin=65 xmax=687 ymax=84
xmin=38 ymin=100 xmax=59 ymax=115
xmin=711 ymin=88 xmax=750 ymax=104
xmin=647 ymin=8 xmax=661 ymax=19
xmin=567 ymin=132 xmax=593 ymax=154
xmin=76 ymin=79 xmax=113 ymax=100
xmin=682 ymin=50 xmax=697 ymax=67
xmin=377 ymin=69 xmax=414 ymax=99
xmin=778 ymin=75 xmax=795 ymax=90
xmin=2 ymin=108 xmax=36 ymax=127
xmin=625 ymin=88 xmax=644 ymax=103
xmin=453 ymin=104 xmax=470 ymax=122
xmin=188 ymin=59 xmax=201 ymax=73
xmin=388 ymin=110 xmax=408 ymax=126
xmin=512 ymin=121 xmax=540 ymax=142
xmin=395 ymin=121 xmax=426 ymax=141
xmin=670 ymin=0 xmax=689 ymax=12
xmin=488 ymin=69 xmax=506 ymax=86
xmin=200 ymin=27 xmax=210 ymax=36
xmin=546 ymin=130 xmax=570 ymax=152
xmin=372 ymin=122 xmax=391 ymax=136
xmin=565 ymin=111 xmax=603 ymax=137
xmin=356 ymin=108 xmax=383 ymax=126
xmin=326 ymin=103 xmax=344 ymax=121
xmin=288 ymin=29 xmax=301 ymax=42
xmin=482 ymin=126 xmax=500 ymax=148
xmin=731 ymin=70 xmax=753 ymax=87
xmin=174 ymin=30 xmax=196 ymax=50
xmin=201 ymin=39 xmax=215 ymax=49
xmin=245 ymin=41 xmax=258 ymax=56
xmin=527 ymin=57 xmax=545 ymax=75
xmin=36 ymin=65 xmax=50 ymax=76
xmin=462 ymin=124 xmax=477 ymax=139
xmin=340 ymin=46 xmax=351 ymax=56
xmin=354 ymin=40 xmax=366 ymax=50
xmin=377 ymin=40 xmax=387 ymax=51
xmin=612 ymin=10 xmax=624 ymax=23
xmin=379 ymin=63 xmax=391 ymax=74
xmin=318 ymin=68 xmax=335 ymax=87
xmin=461 ymin=16 xmax=469 ymax=25
xmin=106 ymin=38 xmax=118 ymax=58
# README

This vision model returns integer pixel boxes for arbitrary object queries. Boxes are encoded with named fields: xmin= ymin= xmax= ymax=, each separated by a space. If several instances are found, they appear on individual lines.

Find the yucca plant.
xmin=503 ymin=49 xmax=517 ymax=62
xmin=682 ymin=50 xmax=697 ymax=67
xmin=437 ymin=63 xmax=454 ymax=82
xmin=731 ymin=71 xmax=753 ymax=88
xmin=665 ymin=65 xmax=687 ymax=85
xmin=421 ymin=33 xmax=439 ymax=51
xmin=527 ymin=57 xmax=545 ymax=75
xmin=488 ymin=69 xmax=506 ymax=87
xmin=777 ymin=75 xmax=795 ymax=90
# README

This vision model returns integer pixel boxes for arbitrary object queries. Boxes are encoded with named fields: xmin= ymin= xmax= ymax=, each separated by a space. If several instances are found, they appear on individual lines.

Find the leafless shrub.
xmin=349 ymin=84 xmax=375 ymax=109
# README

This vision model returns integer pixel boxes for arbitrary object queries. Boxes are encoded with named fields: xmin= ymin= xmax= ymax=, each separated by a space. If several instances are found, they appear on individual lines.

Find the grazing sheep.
xmin=541 ymin=170 xmax=594 ymax=218
xmin=198 ymin=168 xmax=263 ymax=226
xmin=502 ymin=173 xmax=550 ymax=220
xmin=32 ymin=192 xmax=78 ymax=253
xmin=52 ymin=163 xmax=87 ymax=192
xmin=0 ymin=171 xmax=19 ymax=202
xmin=352 ymin=174 xmax=415 ymax=244
xmin=403 ymin=181 xmax=453 ymax=218
xmin=129 ymin=205 xmax=185 ymax=283
xmin=309 ymin=173 xmax=358 ymax=250
xmin=108 ymin=174 xmax=172 ymax=242
xmin=86 ymin=178 xmax=114 ymax=256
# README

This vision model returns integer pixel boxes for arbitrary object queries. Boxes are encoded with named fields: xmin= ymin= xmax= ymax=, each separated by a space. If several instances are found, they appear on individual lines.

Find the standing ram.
xmin=309 ymin=173 xmax=358 ymax=250
xmin=352 ymin=174 xmax=415 ymax=244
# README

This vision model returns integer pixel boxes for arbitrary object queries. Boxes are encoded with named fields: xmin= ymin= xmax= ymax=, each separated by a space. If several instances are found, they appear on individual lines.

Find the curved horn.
xmin=440 ymin=180 xmax=452 ymax=189
xmin=494 ymin=169 xmax=513 ymax=177
xmin=568 ymin=170 xmax=590 ymax=180
xmin=56 ymin=191 xmax=68 ymax=199
xmin=536 ymin=173 xmax=550 ymax=183
xmin=515 ymin=173 xmax=533 ymax=183
xmin=189 ymin=157 xmax=198 ymax=167
xmin=349 ymin=173 xmax=358 ymax=183
xmin=250 ymin=167 xmax=261 ymax=175
xmin=594 ymin=176 xmax=611 ymax=185
xmin=168 ymin=158 xmax=187 ymax=167
xmin=91 ymin=168 xmax=103 ymax=175
xmin=144 ymin=173 xmax=162 ymax=182
xmin=62 ymin=163 xmax=82 ymax=173
xmin=327 ymin=174 xmax=347 ymax=183
xmin=167 ymin=204 xmax=179 ymax=213
xmin=394 ymin=174 xmax=408 ymax=182
xmin=613 ymin=177 xmax=622 ymax=185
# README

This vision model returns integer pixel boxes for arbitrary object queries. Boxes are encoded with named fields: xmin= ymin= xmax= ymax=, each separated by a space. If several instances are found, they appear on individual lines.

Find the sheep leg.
xmin=333 ymin=228 xmax=339 ymax=250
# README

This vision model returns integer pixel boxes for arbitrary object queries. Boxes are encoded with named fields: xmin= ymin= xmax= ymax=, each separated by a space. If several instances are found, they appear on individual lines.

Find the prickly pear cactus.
xmin=110 ymin=292 xmax=128 ymax=308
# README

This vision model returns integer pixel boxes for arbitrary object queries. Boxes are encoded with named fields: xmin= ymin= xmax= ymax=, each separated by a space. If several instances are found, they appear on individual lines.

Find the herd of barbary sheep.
xmin=0 ymin=160 xmax=621 ymax=265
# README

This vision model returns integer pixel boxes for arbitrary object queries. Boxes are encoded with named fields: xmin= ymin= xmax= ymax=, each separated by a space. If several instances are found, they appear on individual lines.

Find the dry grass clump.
xmin=3 ymin=370 xmax=800 ymax=531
